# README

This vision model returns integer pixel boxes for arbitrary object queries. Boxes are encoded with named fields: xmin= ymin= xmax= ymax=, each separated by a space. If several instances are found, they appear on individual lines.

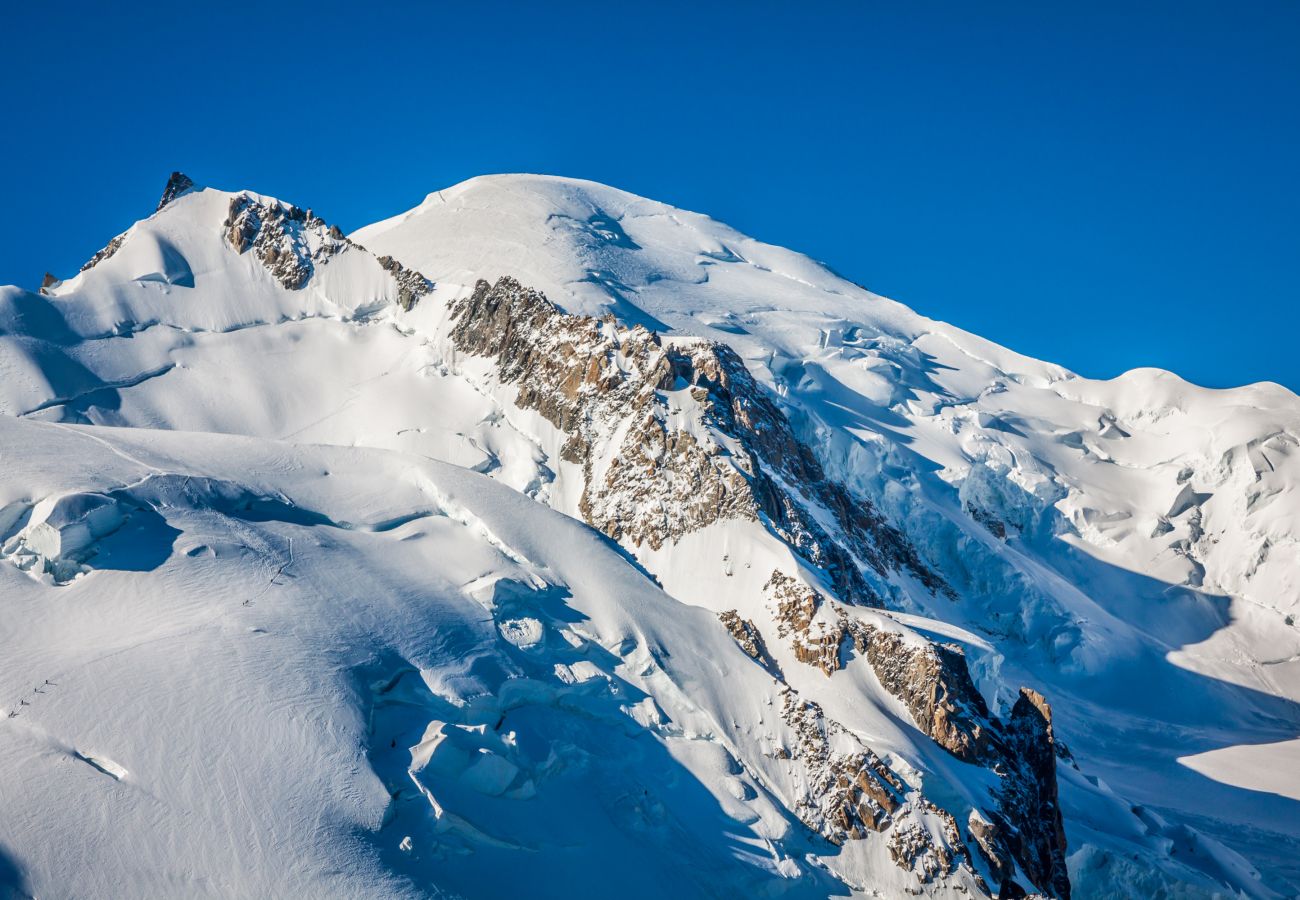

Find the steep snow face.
xmin=357 ymin=175 xmax=1300 ymax=891
xmin=0 ymin=172 xmax=1296 ymax=898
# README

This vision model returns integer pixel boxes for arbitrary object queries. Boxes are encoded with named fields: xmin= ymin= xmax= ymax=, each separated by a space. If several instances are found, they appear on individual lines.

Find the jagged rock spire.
xmin=156 ymin=171 xmax=194 ymax=212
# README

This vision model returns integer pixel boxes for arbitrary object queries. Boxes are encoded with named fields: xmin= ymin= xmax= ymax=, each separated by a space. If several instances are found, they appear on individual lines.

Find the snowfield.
xmin=0 ymin=173 xmax=1295 ymax=898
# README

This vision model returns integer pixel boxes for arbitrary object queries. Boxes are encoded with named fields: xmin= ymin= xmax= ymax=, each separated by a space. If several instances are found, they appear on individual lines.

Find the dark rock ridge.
xmin=715 ymin=592 xmax=982 ymax=886
xmin=987 ymin=689 xmax=1071 ymax=900
xmin=967 ymin=503 xmax=1009 ymax=540
xmin=447 ymin=274 xmax=1066 ymax=896
xmin=780 ymin=688 xmax=906 ymax=838
xmin=767 ymin=570 xmax=850 ymax=676
xmin=156 ymin=171 xmax=194 ymax=212
xmin=850 ymin=619 xmax=993 ymax=764
xmin=79 ymin=172 xmax=189 ymax=276
xmin=448 ymin=276 xmax=942 ymax=605
xmin=75 ymin=173 xmax=435 ymax=306
xmin=375 ymin=254 xmax=434 ymax=311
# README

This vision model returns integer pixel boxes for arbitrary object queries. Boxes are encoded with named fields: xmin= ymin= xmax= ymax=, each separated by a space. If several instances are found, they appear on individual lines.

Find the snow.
xmin=1180 ymin=738 xmax=1300 ymax=803
xmin=0 ymin=172 xmax=1296 ymax=897
xmin=0 ymin=418 xmax=843 ymax=898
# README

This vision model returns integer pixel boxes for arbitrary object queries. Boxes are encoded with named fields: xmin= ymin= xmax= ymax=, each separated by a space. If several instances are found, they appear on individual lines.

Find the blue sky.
xmin=3 ymin=1 xmax=1297 ymax=390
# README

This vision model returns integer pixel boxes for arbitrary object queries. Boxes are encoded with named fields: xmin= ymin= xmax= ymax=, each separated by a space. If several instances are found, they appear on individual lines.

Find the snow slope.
xmin=0 ymin=173 xmax=1295 ymax=898
xmin=356 ymin=175 xmax=1300 ymax=881
xmin=0 ymin=418 xmax=862 ymax=898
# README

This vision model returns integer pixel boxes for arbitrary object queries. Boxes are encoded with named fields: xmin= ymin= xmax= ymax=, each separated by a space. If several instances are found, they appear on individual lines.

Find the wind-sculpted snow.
xmin=0 ymin=172 xmax=1295 ymax=897
xmin=0 ymin=417 xmax=996 ymax=898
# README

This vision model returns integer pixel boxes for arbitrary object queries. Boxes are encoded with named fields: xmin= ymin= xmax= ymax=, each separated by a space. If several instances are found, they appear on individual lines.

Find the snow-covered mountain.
xmin=0 ymin=172 xmax=1296 ymax=899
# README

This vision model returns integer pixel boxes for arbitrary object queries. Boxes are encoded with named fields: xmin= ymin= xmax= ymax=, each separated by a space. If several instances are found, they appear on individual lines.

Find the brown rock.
xmin=222 ymin=195 xmax=353 ymax=291
xmin=717 ymin=610 xmax=780 ymax=676
xmin=849 ymin=620 xmax=992 ymax=763
xmin=447 ymin=276 xmax=943 ymax=605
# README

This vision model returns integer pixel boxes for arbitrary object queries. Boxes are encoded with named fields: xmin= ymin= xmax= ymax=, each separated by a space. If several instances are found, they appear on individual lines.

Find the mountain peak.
xmin=156 ymin=171 xmax=195 ymax=212
xmin=1 ymin=171 xmax=1296 ymax=899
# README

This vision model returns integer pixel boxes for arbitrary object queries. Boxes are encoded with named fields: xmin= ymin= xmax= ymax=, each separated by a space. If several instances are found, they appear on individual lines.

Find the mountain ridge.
xmin=0 ymin=171 xmax=1295 ymax=898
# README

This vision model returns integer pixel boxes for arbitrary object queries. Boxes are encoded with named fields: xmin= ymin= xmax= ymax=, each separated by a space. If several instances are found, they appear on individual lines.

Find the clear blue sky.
xmin=4 ymin=1 xmax=1297 ymax=390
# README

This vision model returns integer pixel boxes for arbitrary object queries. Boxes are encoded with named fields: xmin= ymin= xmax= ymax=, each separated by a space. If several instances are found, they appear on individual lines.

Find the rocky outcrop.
xmin=76 ymin=180 xmax=434 ymax=309
xmin=989 ymin=689 xmax=1070 ymax=899
xmin=887 ymin=802 xmax=977 ymax=887
xmin=966 ymin=810 xmax=1017 ymax=893
xmin=448 ymin=276 xmax=942 ymax=605
xmin=220 ymin=197 xmax=433 ymax=302
xmin=849 ymin=620 xmax=993 ymax=764
xmin=376 ymin=254 xmax=433 ymax=311
xmin=857 ymin=626 xmax=1068 ymax=895
xmin=718 ymin=609 xmax=780 ymax=675
xmin=156 ymin=171 xmax=194 ymax=212
xmin=79 ymin=232 xmax=127 ymax=274
xmin=779 ymin=688 xmax=986 ymax=891
xmin=765 ymin=567 xmax=1068 ymax=896
xmin=764 ymin=569 xmax=993 ymax=767
xmin=79 ymin=171 xmax=187 ymax=274
xmin=446 ymin=275 xmax=1065 ymax=896
xmin=766 ymin=570 xmax=850 ymax=676
xmin=780 ymin=689 xmax=906 ymax=841
xmin=967 ymin=503 xmax=1009 ymax=540
xmin=223 ymin=195 xmax=347 ymax=289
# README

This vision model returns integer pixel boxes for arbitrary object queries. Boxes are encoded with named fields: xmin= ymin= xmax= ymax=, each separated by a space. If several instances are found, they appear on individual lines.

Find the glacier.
xmin=0 ymin=172 xmax=1295 ymax=898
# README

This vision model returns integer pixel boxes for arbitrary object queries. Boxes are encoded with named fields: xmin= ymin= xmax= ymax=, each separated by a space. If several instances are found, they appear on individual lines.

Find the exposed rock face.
xmin=764 ymin=569 xmax=989 ymax=768
xmin=887 ymin=802 xmax=976 ymax=886
xmin=718 ymin=609 xmax=780 ymax=675
xmin=219 ymin=196 xmax=434 ymax=302
xmin=967 ymin=503 xmax=1009 ymax=540
xmin=718 ymin=583 xmax=985 ymax=886
xmin=376 ymin=254 xmax=433 ymax=311
xmin=779 ymin=688 xmax=986 ymax=891
xmin=77 ymin=181 xmax=434 ymax=310
xmin=223 ymin=196 xmax=347 ymax=290
xmin=992 ymin=689 xmax=1070 ymax=899
xmin=766 ymin=570 xmax=850 ymax=676
xmin=156 ymin=171 xmax=194 ymax=212
xmin=764 ymin=568 xmax=1068 ymax=897
xmin=79 ymin=232 xmax=127 ymax=273
xmin=967 ymin=809 xmax=1017 ymax=892
xmin=446 ymin=275 xmax=1066 ymax=896
xmin=448 ymin=276 xmax=941 ymax=605
xmin=850 ymin=620 xmax=993 ymax=763
xmin=855 ymin=624 xmax=1068 ymax=895
xmin=780 ymin=689 xmax=905 ymax=841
